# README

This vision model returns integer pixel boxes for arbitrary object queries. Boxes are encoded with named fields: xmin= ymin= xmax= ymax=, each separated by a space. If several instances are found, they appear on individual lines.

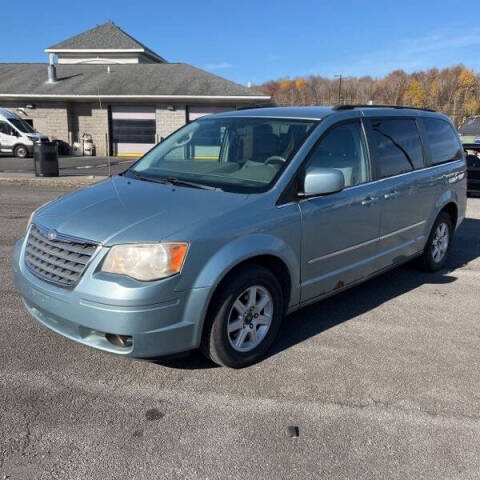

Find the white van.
xmin=0 ymin=108 xmax=49 ymax=158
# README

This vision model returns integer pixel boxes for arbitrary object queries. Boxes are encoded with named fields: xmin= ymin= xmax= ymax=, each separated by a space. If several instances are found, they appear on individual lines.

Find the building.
xmin=459 ymin=116 xmax=480 ymax=144
xmin=0 ymin=21 xmax=270 ymax=156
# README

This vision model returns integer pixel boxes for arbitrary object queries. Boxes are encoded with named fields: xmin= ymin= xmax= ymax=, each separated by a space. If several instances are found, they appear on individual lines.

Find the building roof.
xmin=459 ymin=116 xmax=480 ymax=135
xmin=0 ymin=63 xmax=270 ymax=102
xmin=45 ymin=21 xmax=165 ymax=62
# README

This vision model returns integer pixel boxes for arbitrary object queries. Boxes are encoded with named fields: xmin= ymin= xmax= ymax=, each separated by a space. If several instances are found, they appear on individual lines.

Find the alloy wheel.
xmin=432 ymin=222 xmax=449 ymax=263
xmin=227 ymin=285 xmax=273 ymax=352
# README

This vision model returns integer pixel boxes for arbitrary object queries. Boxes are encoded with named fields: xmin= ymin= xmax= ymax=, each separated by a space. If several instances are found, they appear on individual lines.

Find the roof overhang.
xmin=45 ymin=48 xmax=166 ymax=63
xmin=0 ymin=93 xmax=271 ymax=103
xmin=45 ymin=48 xmax=146 ymax=53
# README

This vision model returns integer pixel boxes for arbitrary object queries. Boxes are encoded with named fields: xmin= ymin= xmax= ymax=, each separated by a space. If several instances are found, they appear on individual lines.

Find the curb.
xmin=0 ymin=174 xmax=108 ymax=187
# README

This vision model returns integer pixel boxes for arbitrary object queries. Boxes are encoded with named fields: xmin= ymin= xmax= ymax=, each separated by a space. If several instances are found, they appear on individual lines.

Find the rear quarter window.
xmin=422 ymin=117 xmax=462 ymax=165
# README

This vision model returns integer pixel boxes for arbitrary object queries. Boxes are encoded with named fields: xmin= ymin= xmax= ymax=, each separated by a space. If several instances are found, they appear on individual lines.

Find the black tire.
xmin=417 ymin=212 xmax=454 ymax=272
xmin=14 ymin=145 xmax=28 ymax=158
xmin=201 ymin=264 xmax=284 ymax=368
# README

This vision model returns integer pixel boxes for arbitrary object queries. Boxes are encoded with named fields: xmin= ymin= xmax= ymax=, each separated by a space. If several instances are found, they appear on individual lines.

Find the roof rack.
xmin=333 ymin=104 xmax=436 ymax=112
xmin=236 ymin=103 xmax=275 ymax=110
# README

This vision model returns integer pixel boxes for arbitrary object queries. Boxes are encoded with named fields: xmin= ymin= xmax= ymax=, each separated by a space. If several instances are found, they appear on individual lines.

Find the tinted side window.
xmin=306 ymin=121 xmax=370 ymax=188
xmin=370 ymin=119 xmax=424 ymax=178
xmin=423 ymin=117 xmax=461 ymax=165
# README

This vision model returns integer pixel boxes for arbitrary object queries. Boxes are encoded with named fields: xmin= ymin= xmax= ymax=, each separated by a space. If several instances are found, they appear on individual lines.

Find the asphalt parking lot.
xmin=1 ymin=185 xmax=479 ymax=480
xmin=0 ymin=155 xmax=135 ymax=177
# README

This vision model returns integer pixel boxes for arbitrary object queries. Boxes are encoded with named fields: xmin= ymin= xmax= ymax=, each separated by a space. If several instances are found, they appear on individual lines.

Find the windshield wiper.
xmin=132 ymin=172 xmax=221 ymax=191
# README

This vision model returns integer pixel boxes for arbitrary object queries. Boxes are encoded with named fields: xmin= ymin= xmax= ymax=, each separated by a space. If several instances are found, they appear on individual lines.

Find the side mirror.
xmin=302 ymin=167 xmax=345 ymax=197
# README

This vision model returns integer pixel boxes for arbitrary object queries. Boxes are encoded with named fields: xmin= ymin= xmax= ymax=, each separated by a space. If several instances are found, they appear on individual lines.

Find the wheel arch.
xmin=430 ymin=189 xmax=460 ymax=233
xmin=185 ymin=234 xmax=300 ymax=348
xmin=208 ymin=254 xmax=292 ymax=315
xmin=440 ymin=202 xmax=458 ymax=228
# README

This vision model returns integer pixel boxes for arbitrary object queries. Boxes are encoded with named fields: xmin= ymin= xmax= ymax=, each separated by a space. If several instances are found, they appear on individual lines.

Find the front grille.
xmin=25 ymin=224 xmax=98 ymax=287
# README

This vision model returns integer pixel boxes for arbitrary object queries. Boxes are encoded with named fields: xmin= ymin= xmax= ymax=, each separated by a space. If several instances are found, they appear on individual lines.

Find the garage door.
xmin=187 ymin=106 xmax=232 ymax=122
xmin=111 ymin=106 xmax=156 ymax=156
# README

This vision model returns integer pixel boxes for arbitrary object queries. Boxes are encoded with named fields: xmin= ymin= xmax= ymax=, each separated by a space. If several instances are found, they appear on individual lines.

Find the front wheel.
xmin=14 ymin=145 xmax=28 ymax=158
xmin=417 ymin=212 xmax=453 ymax=271
xmin=201 ymin=265 xmax=284 ymax=368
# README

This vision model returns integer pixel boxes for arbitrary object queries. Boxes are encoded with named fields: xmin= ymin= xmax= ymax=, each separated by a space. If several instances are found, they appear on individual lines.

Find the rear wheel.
xmin=14 ymin=145 xmax=28 ymax=158
xmin=417 ymin=212 xmax=453 ymax=271
xmin=201 ymin=265 xmax=284 ymax=368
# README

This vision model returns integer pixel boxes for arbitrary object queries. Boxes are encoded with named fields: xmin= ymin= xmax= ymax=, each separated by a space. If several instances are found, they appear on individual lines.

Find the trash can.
xmin=34 ymin=142 xmax=59 ymax=177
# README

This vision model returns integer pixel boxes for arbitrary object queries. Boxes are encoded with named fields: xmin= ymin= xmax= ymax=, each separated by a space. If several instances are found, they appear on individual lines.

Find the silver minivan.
xmin=13 ymin=106 xmax=467 ymax=367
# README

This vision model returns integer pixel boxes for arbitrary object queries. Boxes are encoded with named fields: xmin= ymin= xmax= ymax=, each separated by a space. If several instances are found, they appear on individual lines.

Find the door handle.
xmin=361 ymin=196 xmax=378 ymax=206
xmin=383 ymin=190 xmax=399 ymax=200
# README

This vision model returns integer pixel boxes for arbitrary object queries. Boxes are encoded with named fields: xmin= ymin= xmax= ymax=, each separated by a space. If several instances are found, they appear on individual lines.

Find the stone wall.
xmin=69 ymin=103 xmax=109 ymax=156
xmin=155 ymin=104 xmax=187 ymax=140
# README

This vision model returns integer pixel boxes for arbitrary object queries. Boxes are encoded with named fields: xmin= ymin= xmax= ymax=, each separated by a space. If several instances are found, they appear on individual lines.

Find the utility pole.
xmin=335 ymin=74 xmax=343 ymax=104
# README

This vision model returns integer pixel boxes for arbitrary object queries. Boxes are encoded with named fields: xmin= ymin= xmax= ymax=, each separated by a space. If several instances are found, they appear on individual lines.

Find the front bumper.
xmin=13 ymin=239 xmax=210 ymax=357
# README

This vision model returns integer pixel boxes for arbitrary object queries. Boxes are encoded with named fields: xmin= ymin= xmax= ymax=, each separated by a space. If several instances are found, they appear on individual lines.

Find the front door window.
xmin=305 ymin=121 xmax=370 ymax=188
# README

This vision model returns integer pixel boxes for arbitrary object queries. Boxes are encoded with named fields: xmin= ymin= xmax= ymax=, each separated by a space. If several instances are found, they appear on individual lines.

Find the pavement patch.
xmin=145 ymin=408 xmax=165 ymax=421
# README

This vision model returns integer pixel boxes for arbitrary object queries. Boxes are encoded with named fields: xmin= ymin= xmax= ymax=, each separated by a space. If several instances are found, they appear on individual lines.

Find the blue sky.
xmin=3 ymin=0 xmax=480 ymax=85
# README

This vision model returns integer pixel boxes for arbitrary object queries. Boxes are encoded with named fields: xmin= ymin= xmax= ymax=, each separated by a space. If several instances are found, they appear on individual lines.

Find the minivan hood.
xmin=34 ymin=175 xmax=249 ymax=245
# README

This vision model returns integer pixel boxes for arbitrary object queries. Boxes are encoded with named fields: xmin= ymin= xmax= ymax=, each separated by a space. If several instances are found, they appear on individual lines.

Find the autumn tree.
xmin=255 ymin=64 xmax=480 ymax=126
xmin=403 ymin=78 xmax=426 ymax=107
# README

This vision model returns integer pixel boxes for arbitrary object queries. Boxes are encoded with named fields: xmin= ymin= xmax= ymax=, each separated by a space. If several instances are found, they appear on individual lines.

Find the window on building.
xmin=111 ymin=119 xmax=156 ymax=144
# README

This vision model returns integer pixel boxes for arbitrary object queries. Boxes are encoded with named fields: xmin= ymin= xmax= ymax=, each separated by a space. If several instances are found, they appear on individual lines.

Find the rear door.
xmin=366 ymin=116 xmax=435 ymax=268
xmin=299 ymin=119 xmax=382 ymax=302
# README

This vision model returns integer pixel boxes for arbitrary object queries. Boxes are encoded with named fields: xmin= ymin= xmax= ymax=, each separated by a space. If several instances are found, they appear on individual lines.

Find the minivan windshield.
xmin=128 ymin=116 xmax=317 ymax=193
xmin=9 ymin=118 xmax=36 ymax=134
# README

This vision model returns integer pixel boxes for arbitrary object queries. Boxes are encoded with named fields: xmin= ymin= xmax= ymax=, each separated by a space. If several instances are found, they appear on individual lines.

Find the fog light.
xmin=105 ymin=333 xmax=133 ymax=348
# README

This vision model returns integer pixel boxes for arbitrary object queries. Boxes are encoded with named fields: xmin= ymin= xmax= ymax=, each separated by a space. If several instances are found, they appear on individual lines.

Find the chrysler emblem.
xmin=47 ymin=230 xmax=57 ymax=241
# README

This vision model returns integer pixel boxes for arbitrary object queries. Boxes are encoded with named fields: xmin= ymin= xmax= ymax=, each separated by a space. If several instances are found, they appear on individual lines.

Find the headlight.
xmin=101 ymin=243 xmax=189 ymax=281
